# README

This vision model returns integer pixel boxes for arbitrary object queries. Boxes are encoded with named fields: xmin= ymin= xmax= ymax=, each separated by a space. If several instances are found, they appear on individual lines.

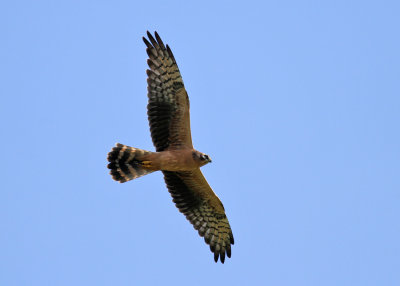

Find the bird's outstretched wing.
xmin=162 ymin=169 xmax=234 ymax=263
xmin=143 ymin=31 xmax=192 ymax=152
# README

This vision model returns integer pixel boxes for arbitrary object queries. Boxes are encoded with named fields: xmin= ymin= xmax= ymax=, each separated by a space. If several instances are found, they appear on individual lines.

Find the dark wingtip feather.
xmin=146 ymin=31 xmax=158 ymax=47
xmin=214 ymin=252 xmax=219 ymax=263
xmin=166 ymin=45 xmax=176 ymax=62
xmin=220 ymin=252 xmax=225 ymax=264
xmin=226 ymin=247 xmax=231 ymax=258
xmin=143 ymin=36 xmax=152 ymax=48
xmin=154 ymin=31 xmax=166 ymax=50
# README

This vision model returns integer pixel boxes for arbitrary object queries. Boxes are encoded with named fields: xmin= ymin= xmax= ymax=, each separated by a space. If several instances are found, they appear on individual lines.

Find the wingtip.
xmin=143 ymin=37 xmax=152 ymax=49
xmin=220 ymin=252 xmax=225 ymax=264
xmin=214 ymin=252 xmax=219 ymax=263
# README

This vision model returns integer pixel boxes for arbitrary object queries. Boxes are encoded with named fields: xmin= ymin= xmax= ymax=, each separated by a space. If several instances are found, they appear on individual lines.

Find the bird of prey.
xmin=107 ymin=31 xmax=234 ymax=263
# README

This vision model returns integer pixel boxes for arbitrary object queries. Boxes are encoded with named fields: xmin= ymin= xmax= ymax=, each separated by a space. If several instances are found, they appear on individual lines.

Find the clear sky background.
xmin=1 ymin=0 xmax=399 ymax=285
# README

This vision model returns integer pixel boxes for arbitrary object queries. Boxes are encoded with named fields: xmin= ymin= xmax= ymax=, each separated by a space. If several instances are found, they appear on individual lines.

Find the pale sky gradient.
xmin=1 ymin=1 xmax=399 ymax=285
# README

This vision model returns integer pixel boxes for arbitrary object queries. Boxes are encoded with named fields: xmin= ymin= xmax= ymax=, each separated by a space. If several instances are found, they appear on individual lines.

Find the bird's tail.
xmin=107 ymin=143 xmax=156 ymax=183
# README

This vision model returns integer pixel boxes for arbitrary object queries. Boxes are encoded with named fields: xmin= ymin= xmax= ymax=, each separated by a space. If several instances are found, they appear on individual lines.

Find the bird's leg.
xmin=140 ymin=161 xmax=153 ymax=168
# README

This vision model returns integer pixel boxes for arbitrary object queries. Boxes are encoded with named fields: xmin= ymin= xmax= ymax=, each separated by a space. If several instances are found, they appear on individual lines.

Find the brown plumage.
xmin=107 ymin=31 xmax=234 ymax=263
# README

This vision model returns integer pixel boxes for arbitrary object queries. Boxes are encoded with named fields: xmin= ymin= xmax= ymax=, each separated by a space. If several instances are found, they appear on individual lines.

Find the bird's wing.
xmin=143 ymin=31 xmax=192 ymax=152
xmin=162 ymin=169 xmax=234 ymax=263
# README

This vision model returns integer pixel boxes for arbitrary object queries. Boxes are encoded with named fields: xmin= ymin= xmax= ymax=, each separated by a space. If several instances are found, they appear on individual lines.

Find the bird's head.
xmin=193 ymin=151 xmax=212 ymax=166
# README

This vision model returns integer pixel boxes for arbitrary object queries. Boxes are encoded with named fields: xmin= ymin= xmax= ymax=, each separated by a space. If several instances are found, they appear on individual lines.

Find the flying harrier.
xmin=107 ymin=31 xmax=234 ymax=263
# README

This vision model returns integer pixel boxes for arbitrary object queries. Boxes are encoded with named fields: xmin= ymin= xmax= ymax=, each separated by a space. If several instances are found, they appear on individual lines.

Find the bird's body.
xmin=109 ymin=144 xmax=210 ymax=174
xmin=107 ymin=31 xmax=234 ymax=263
xmin=152 ymin=149 xmax=210 ymax=171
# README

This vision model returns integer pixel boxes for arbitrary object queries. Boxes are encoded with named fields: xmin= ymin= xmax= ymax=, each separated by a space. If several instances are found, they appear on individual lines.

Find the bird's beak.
xmin=208 ymin=158 xmax=212 ymax=163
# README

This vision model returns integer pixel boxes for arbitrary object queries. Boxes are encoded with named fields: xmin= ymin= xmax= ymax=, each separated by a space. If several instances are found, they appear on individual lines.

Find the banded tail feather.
xmin=107 ymin=143 xmax=155 ymax=183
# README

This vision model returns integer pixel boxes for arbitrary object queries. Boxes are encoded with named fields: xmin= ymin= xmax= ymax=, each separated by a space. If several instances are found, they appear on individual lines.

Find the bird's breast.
xmin=157 ymin=149 xmax=198 ymax=171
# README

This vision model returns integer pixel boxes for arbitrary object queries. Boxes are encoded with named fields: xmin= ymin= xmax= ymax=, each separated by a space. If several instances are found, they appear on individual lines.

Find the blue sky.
xmin=1 ymin=0 xmax=399 ymax=285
